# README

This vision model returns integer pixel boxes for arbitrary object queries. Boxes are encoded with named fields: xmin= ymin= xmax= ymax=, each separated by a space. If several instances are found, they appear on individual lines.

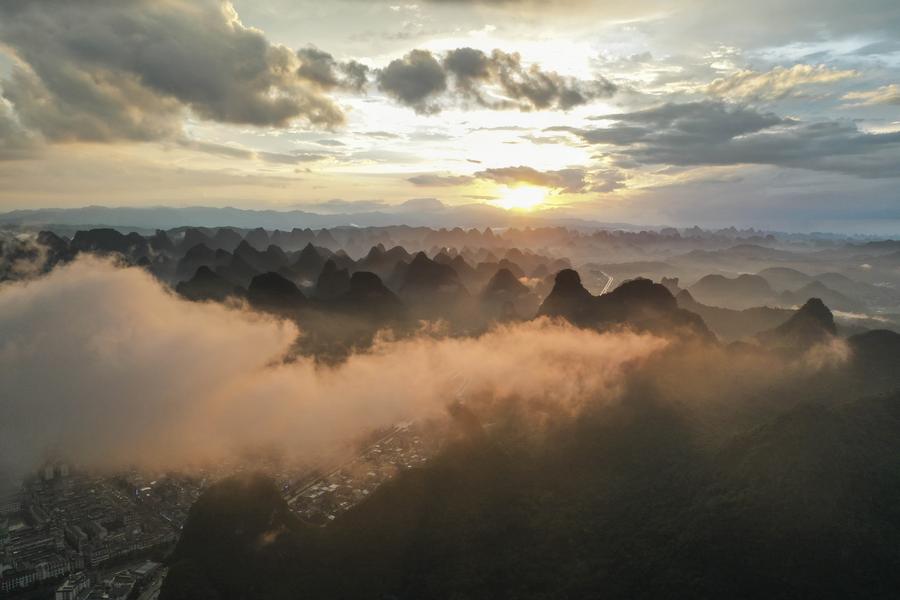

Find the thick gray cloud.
xmin=0 ymin=0 xmax=346 ymax=142
xmin=297 ymin=46 xmax=370 ymax=93
xmin=378 ymin=47 xmax=615 ymax=113
xmin=556 ymin=101 xmax=900 ymax=178
xmin=446 ymin=48 xmax=616 ymax=110
xmin=443 ymin=47 xmax=493 ymax=102
xmin=377 ymin=49 xmax=448 ymax=114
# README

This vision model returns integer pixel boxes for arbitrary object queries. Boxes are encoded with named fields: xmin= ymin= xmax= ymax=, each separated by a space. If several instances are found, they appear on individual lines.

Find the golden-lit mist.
xmin=0 ymin=257 xmax=667 ymax=476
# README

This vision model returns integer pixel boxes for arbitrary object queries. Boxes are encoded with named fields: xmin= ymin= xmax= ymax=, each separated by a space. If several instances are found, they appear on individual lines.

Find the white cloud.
xmin=704 ymin=64 xmax=857 ymax=102
xmin=842 ymin=83 xmax=900 ymax=107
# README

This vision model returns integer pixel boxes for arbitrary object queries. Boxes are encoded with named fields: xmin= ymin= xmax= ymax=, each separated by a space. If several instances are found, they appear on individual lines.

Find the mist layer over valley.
xmin=1 ymin=222 xmax=899 ymax=599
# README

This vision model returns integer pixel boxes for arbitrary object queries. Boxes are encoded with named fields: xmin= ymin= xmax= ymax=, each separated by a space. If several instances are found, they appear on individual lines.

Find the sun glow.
xmin=493 ymin=185 xmax=548 ymax=211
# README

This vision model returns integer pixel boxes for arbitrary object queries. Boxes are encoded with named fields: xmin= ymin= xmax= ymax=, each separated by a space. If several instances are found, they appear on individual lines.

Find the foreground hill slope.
xmin=160 ymin=324 xmax=900 ymax=600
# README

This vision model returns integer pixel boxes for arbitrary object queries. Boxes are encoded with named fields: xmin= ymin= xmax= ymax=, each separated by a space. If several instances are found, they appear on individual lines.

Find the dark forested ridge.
xmin=160 ymin=325 xmax=900 ymax=600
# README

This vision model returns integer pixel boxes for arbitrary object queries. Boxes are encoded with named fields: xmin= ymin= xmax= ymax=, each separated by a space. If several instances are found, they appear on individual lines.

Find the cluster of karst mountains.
xmin=9 ymin=225 xmax=897 ymax=349
xmin=6 ymin=225 xmax=900 ymax=599
xmin=140 ymin=233 xmax=900 ymax=600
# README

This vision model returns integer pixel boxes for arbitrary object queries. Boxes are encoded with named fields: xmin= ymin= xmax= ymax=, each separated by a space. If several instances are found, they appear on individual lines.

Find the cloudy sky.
xmin=0 ymin=0 xmax=898 ymax=232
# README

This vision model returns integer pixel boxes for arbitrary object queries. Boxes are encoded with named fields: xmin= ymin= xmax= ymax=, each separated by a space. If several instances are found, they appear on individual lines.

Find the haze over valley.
xmin=1 ymin=1 xmax=900 ymax=598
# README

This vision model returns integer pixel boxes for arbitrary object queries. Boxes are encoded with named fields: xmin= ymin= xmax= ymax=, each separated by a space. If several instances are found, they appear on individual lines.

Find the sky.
xmin=0 ymin=0 xmax=898 ymax=232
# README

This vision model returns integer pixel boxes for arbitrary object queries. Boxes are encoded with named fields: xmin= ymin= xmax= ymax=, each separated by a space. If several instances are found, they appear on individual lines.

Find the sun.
xmin=493 ymin=185 xmax=548 ymax=211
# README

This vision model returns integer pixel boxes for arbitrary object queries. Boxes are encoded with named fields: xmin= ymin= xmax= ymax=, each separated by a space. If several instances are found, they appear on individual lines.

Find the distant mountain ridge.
xmin=0 ymin=204 xmax=645 ymax=232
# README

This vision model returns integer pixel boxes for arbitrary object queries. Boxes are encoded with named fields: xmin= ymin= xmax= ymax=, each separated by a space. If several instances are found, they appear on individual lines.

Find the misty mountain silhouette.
xmin=315 ymin=228 xmax=340 ymax=250
xmin=315 ymin=259 xmax=351 ymax=300
xmin=688 ymin=273 xmax=777 ymax=310
xmin=176 ymin=266 xmax=243 ymax=302
xmin=756 ymin=266 xmax=814 ymax=292
xmin=244 ymin=227 xmax=270 ymax=251
xmin=355 ymin=244 xmax=412 ymax=279
xmin=247 ymin=272 xmax=306 ymax=312
xmin=210 ymin=227 xmax=243 ymax=252
xmin=757 ymin=297 xmax=837 ymax=349
xmin=291 ymin=242 xmax=328 ymax=280
xmin=483 ymin=267 xmax=529 ymax=297
xmin=393 ymin=252 xmax=470 ymax=321
xmin=538 ymin=269 xmax=595 ymax=323
xmin=332 ymin=271 xmax=404 ymax=318
xmin=36 ymin=230 xmax=73 ymax=267
xmin=149 ymin=229 xmax=175 ymax=254
xmin=71 ymin=228 xmax=149 ymax=257
xmin=177 ymin=228 xmax=212 ymax=254
xmin=217 ymin=252 xmax=259 ymax=287
xmin=448 ymin=254 xmax=479 ymax=289
xmin=10 ymin=224 xmax=898 ymax=358
xmin=176 ymin=244 xmax=219 ymax=280
xmin=401 ymin=251 xmax=466 ymax=293
xmin=676 ymin=289 xmax=793 ymax=341
xmin=780 ymin=281 xmax=862 ymax=313
xmin=539 ymin=270 xmax=711 ymax=338
xmin=233 ymin=240 xmax=288 ymax=274
xmin=480 ymin=268 xmax=537 ymax=321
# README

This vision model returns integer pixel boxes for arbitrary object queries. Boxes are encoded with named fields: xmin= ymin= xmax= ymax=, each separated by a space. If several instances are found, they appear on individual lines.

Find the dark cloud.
xmin=297 ymin=47 xmax=343 ymax=88
xmin=297 ymin=46 xmax=370 ymax=93
xmin=378 ymin=47 xmax=615 ymax=113
xmin=453 ymin=49 xmax=616 ymax=110
xmin=587 ymin=168 xmax=628 ymax=193
xmin=557 ymin=101 xmax=900 ymax=178
xmin=0 ymin=0 xmax=346 ymax=142
xmin=580 ymin=102 xmax=789 ymax=142
xmin=442 ymin=47 xmax=492 ymax=103
xmin=377 ymin=49 xmax=448 ymax=114
xmin=340 ymin=61 xmax=372 ymax=93
xmin=2 ymin=62 xmax=184 ymax=143
xmin=0 ymin=1 xmax=616 ymax=145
